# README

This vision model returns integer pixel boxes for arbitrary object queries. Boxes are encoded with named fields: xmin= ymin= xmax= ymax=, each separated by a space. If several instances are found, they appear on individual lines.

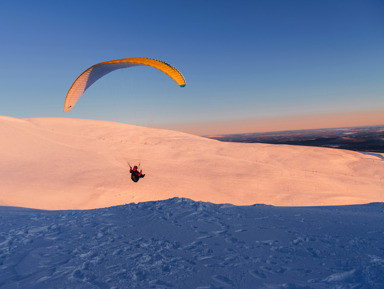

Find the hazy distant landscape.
xmin=207 ymin=125 xmax=384 ymax=153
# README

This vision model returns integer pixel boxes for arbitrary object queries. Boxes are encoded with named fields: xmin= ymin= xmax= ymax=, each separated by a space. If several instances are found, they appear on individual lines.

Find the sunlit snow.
xmin=1 ymin=117 xmax=383 ymax=288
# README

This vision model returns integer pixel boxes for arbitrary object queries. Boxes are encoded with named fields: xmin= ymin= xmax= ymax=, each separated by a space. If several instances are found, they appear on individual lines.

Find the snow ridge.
xmin=1 ymin=116 xmax=384 ymax=209
xmin=1 ymin=198 xmax=384 ymax=288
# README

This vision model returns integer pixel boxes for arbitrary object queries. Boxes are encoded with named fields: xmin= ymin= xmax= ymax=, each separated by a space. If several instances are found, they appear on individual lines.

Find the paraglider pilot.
xmin=130 ymin=165 xmax=145 ymax=182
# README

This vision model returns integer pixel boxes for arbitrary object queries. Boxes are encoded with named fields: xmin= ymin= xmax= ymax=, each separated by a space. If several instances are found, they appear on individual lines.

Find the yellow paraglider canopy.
xmin=64 ymin=57 xmax=186 ymax=112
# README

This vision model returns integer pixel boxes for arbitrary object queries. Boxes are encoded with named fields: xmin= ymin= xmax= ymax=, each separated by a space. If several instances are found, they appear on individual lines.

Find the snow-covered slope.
xmin=1 ymin=198 xmax=383 ymax=288
xmin=0 ymin=116 xmax=383 ymax=210
xmin=1 ymin=117 xmax=384 ymax=288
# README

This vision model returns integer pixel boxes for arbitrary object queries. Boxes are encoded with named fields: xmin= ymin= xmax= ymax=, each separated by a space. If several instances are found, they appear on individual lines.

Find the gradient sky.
xmin=1 ymin=0 xmax=383 ymax=135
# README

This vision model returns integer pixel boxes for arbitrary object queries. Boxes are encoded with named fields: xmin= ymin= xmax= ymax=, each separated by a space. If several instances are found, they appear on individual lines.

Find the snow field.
xmin=1 ymin=198 xmax=383 ymax=288
xmin=0 ymin=116 xmax=384 ymax=210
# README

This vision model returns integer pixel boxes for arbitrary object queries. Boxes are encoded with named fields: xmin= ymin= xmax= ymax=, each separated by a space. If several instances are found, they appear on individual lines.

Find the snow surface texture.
xmin=1 ymin=116 xmax=384 ymax=210
xmin=1 ymin=198 xmax=384 ymax=288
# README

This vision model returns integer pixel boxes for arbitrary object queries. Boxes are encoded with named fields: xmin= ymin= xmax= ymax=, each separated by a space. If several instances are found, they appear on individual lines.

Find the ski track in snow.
xmin=0 ymin=198 xmax=384 ymax=289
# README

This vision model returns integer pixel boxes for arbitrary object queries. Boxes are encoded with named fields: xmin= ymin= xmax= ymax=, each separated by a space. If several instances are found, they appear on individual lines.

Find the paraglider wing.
xmin=64 ymin=58 xmax=186 ymax=112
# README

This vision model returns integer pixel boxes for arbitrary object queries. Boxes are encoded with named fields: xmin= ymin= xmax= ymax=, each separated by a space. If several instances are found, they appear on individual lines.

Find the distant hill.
xmin=206 ymin=125 xmax=384 ymax=153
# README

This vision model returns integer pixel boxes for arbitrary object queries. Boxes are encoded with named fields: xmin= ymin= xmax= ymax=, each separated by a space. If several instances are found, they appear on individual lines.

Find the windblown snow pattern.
xmin=1 ymin=198 xmax=384 ymax=288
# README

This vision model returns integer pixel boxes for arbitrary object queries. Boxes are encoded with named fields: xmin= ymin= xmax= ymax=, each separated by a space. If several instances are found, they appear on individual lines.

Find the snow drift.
xmin=0 ymin=116 xmax=383 ymax=210
xmin=1 ymin=198 xmax=383 ymax=288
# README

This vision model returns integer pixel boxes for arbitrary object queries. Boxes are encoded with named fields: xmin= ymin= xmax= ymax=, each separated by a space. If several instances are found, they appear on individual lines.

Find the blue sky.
xmin=1 ymin=0 xmax=383 ymax=134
